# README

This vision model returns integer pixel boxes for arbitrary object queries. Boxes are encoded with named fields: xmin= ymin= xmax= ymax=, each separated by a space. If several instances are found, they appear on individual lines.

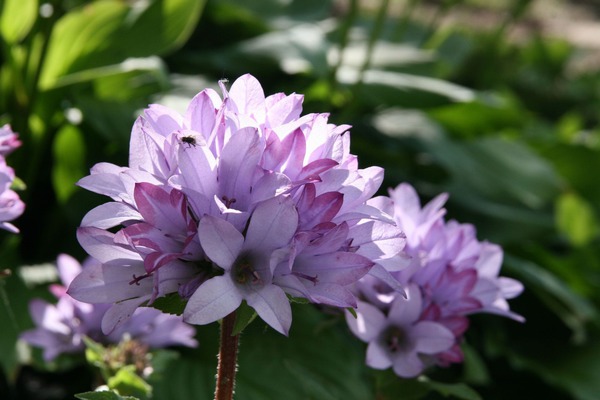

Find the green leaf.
xmin=375 ymin=371 xmax=482 ymax=400
xmin=112 ymin=0 xmax=206 ymax=58
xmin=237 ymin=305 xmax=371 ymax=400
xmin=343 ymin=68 xmax=476 ymax=109
xmin=419 ymin=136 xmax=562 ymax=242
xmin=504 ymin=255 xmax=596 ymax=342
xmin=428 ymin=94 xmax=526 ymax=139
xmin=51 ymin=57 xmax=167 ymax=90
xmin=39 ymin=0 xmax=128 ymax=89
xmin=107 ymin=366 xmax=152 ymax=400
xmin=75 ymin=390 xmax=139 ymax=400
xmin=52 ymin=124 xmax=86 ymax=203
xmin=0 ymin=0 xmax=37 ymax=44
xmin=461 ymin=344 xmax=490 ymax=385
xmin=0 ymin=260 xmax=48 ymax=372
xmin=150 ymin=293 xmax=187 ymax=315
xmin=556 ymin=192 xmax=598 ymax=247
xmin=147 ymin=349 xmax=180 ymax=381
xmin=286 ymin=294 xmax=310 ymax=304
xmin=153 ymin=305 xmax=372 ymax=400
xmin=346 ymin=307 xmax=358 ymax=319
xmin=83 ymin=336 xmax=108 ymax=369
xmin=539 ymin=144 xmax=600 ymax=209
xmin=40 ymin=0 xmax=205 ymax=89
xmin=421 ymin=377 xmax=482 ymax=400
xmin=513 ymin=338 xmax=600 ymax=400
xmin=10 ymin=176 xmax=26 ymax=191
xmin=375 ymin=370 xmax=430 ymax=400
xmin=232 ymin=300 xmax=257 ymax=336
xmin=433 ymin=137 xmax=561 ymax=209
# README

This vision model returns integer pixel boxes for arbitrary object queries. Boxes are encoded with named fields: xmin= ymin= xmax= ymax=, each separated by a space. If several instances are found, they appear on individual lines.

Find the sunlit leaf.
xmin=0 ymin=0 xmax=37 ymax=44
xmin=52 ymin=124 xmax=86 ymax=203
xmin=556 ymin=192 xmax=598 ymax=247
xmin=428 ymin=94 xmax=526 ymax=139
xmin=107 ymin=366 xmax=152 ymax=400
xmin=40 ymin=0 xmax=204 ymax=89
xmin=75 ymin=391 xmax=139 ymax=400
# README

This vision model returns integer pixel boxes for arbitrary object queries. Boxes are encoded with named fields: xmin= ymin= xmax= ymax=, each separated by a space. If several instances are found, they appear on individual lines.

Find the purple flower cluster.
xmin=20 ymin=254 xmax=198 ymax=362
xmin=346 ymin=183 xmax=524 ymax=378
xmin=0 ymin=124 xmax=24 ymax=233
xmin=68 ymin=74 xmax=406 ymax=335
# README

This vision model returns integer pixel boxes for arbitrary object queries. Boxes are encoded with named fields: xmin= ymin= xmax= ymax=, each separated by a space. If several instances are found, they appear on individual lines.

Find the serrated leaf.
xmin=232 ymin=300 xmax=257 ymax=336
xmin=150 ymin=293 xmax=186 ymax=315
xmin=75 ymin=390 xmax=139 ymax=400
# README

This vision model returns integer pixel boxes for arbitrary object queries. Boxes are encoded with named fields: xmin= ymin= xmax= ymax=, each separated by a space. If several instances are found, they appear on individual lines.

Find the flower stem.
xmin=214 ymin=311 xmax=240 ymax=400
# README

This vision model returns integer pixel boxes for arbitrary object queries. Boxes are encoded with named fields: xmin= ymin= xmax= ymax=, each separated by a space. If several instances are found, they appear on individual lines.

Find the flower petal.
xmin=245 ymin=284 xmax=292 ymax=335
xmin=81 ymin=202 xmax=142 ymax=229
xmin=345 ymin=300 xmax=386 ymax=342
xmin=412 ymin=321 xmax=454 ymax=354
xmin=366 ymin=341 xmax=393 ymax=370
xmin=184 ymin=275 xmax=242 ymax=325
xmin=244 ymin=196 xmax=298 ymax=253
xmin=392 ymin=351 xmax=424 ymax=378
xmin=102 ymin=296 xmax=150 ymax=334
xmin=198 ymin=215 xmax=243 ymax=270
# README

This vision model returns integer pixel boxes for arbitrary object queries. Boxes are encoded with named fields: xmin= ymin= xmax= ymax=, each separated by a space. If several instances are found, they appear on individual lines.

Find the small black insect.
xmin=180 ymin=135 xmax=197 ymax=147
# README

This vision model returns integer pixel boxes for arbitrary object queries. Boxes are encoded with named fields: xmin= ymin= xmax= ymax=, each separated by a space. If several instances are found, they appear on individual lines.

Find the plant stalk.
xmin=214 ymin=312 xmax=240 ymax=400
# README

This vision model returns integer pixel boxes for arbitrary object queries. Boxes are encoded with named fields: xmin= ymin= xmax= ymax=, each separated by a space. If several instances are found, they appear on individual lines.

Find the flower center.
xmin=385 ymin=326 xmax=408 ymax=353
xmin=221 ymin=196 xmax=237 ymax=208
xmin=233 ymin=257 xmax=261 ymax=285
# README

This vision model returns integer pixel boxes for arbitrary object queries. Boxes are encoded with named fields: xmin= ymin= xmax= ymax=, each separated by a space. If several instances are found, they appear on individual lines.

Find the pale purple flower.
xmin=348 ymin=182 xmax=523 ymax=377
xmin=346 ymin=285 xmax=454 ymax=378
xmin=20 ymin=254 xmax=197 ymax=362
xmin=0 ymin=124 xmax=21 ymax=156
xmin=0 ymin=125 xmax=24 ymax=233
xmin=185 ymin=196 xmax=296 ymax=335
xmin=69 ymin=74 xmax=406 ymax=336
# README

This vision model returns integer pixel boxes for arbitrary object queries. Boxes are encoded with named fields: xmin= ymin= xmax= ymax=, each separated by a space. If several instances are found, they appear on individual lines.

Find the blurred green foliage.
xmin=1 ymin=0 xmax=600 ymax=399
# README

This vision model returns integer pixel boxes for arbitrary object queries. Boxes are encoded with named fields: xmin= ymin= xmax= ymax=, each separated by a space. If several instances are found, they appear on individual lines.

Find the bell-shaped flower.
xmin=70 ymin=74 xmax=407 ymax=335
xmin=185 ymin=196 xmax=297 ymax=335
xmin=22 ymin=254 xmax=197 ymax=362
xmin=0 ymin=125 xmax=24 ymax=233
xmin=347 ymin=182 xmax=524 ymax=377
xmin=346 ymin=285 xmax=454 ymax=378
